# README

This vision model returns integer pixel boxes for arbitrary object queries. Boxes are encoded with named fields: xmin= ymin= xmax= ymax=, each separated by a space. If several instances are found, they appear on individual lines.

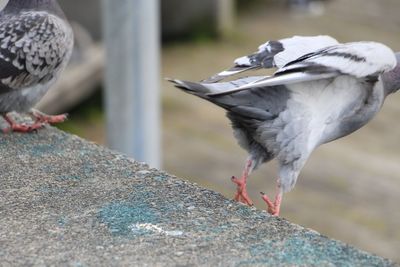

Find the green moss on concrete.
xmin=98 ymin=202 xmax=159 ymax=236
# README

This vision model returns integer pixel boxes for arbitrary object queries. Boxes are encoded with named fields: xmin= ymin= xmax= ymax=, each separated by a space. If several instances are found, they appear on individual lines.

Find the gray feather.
xmin=0 ymin=0 xmax=73 ymax=113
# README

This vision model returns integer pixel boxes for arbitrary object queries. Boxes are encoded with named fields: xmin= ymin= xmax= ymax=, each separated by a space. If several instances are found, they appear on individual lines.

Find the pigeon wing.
xmin=208 ymin=41 xmax=396 ymax=96
xmin=202 ymin=35 xmax=338 ymax=83
xmin=0 ymin=11 xmax=73 ymax=94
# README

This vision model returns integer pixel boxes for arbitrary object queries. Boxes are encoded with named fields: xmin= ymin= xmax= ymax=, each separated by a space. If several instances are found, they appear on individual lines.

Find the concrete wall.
xmin=0 ymin=124 xmax=397 ymax=266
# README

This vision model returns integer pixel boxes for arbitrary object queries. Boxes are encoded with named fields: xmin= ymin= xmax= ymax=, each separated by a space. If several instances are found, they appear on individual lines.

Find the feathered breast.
xmin=0 ymin=11 xmax=73 ymax=93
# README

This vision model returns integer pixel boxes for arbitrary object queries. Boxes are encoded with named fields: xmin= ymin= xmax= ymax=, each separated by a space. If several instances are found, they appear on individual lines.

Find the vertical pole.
xmin=102 ymin=0 xmax=161 ymax=168
xmin=217 ymin=0 xmax=235 ymax=36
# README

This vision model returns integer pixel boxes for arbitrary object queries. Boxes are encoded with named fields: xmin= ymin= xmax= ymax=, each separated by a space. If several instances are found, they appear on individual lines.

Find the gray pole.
xmin=102 ymin=0 xmax=161 ymax=168
xmin=217 ymin=0 xmax=235 ymax=36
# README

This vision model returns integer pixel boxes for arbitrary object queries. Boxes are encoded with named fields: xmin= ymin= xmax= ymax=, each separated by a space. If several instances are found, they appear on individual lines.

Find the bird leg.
xmin=231 ymin=159 xmax=254 ymax=206
xmin=260 ymin=180 xmax=283 ymax=216
xmin=2 ymin=113 xmax=43 ymax=133
xmin=2 ymin=110 xmax=67 ymax=133
xmin=30 ymin=109 xmax=68 ymax=124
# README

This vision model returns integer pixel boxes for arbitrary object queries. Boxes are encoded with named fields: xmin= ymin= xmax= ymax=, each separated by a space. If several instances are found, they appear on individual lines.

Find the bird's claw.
xmin=30 ymin=110 xmax=68 ymax=124
xmin=231 ymin=175 xmax=254 ymax=206
xmin=1 ymin=111 xmax=67 ymax=133
xmin=4 ymin=121 xmax=44 ymax=133
xmin=260 ymin=191 xmax=282 ymax=216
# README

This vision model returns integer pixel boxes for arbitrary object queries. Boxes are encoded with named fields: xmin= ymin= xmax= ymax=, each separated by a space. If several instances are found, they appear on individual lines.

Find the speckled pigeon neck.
xmin=1 ymin=0 xmax=65 ymax=17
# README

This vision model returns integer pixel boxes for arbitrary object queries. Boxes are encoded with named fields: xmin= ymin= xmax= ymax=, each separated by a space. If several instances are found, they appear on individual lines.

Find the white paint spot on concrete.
xmin=165 ymin=230 xmax=184 ymax=236
xmin=129 ymin=223 xmax=183 ymax=236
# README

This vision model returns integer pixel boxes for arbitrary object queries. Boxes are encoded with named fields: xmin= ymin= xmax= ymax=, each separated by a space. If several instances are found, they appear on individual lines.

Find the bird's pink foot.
xmin=2 ymin=114 xmax=44 ymax=133
xmin=260 ymin=191 xmax=282 ymax=216
xmin=231 ymin=175 xmax=254 ymax=206
xmin=30 ymin=110 xmax=68 ymax=124
xmin=2 ymin=111 xmax=67 ymax=133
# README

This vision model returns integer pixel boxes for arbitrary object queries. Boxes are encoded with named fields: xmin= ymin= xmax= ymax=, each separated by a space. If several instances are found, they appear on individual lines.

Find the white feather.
xmin=207 ymin=35 xmax=338 ymax=83
xmin=207 ymin=72 xmax=338 ymax=96
xmin=234 ymin=56 xmax=251 ymax=66
xmin=233 ymin=35 xmax=338 ymax=68
xmin=208 ymin=41 xmax=396 ymax=96
xmin=273 ymin=35 xmax=338 ymax=68
xmin=286 ymin=42 xmax=397 ymax=78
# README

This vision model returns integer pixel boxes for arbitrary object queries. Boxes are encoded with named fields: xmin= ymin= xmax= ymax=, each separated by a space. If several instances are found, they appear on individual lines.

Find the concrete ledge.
xmin=0 ymin=126 xmax=398 ymax=266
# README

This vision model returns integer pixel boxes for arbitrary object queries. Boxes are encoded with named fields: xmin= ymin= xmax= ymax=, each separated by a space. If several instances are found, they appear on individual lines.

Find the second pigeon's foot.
xmin=231 ymin=175 xmax=254 ymax=206
xmin=260 ymin=190 xmax=283 ymax=216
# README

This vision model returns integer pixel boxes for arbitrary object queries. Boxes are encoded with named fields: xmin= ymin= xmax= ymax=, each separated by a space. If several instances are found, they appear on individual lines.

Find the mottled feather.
xmin=0 ymin=0 xmax=73 ymax=113
xmin=202 ymin=35 xmax=338 ymax=83
xmin=209 ymin=42 xmax=396 ymax=95
xmin=0 ymin=11 xmax=72 ymax=93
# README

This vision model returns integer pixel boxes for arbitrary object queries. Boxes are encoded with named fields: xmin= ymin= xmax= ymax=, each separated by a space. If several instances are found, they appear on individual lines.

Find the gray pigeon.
xmin=0 ymin=0 xmax=73 ymax=132
xmin=168 ymin=35 xmax=400 ymax=216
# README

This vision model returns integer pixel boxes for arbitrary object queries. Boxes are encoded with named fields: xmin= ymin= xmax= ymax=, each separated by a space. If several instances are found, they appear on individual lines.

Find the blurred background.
xmin=41 ymin=0 xmax=400 ymax=261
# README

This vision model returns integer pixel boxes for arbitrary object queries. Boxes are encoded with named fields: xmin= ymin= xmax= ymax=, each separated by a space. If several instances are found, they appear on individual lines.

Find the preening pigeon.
xmin=0 ymin=0 xmax=73 ymax=132
xmin=168 ymin=35 xmax=400 ymax=216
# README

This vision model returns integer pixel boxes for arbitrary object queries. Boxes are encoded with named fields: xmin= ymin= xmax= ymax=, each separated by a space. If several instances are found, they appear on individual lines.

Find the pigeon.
xmin=0 ymin=0 xmax=73 ymax=133
xmin=168 ymin=35 xmax=400 ymax=216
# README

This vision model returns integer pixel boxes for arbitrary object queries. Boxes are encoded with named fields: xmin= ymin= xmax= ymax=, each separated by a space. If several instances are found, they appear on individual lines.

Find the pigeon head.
xmin=382 ymin=52 xmax=400 ymax=96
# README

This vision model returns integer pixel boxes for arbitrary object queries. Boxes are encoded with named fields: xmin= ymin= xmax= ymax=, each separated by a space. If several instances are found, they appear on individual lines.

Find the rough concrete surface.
xmin=0 ymin=127 xmax=398 ymax=267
